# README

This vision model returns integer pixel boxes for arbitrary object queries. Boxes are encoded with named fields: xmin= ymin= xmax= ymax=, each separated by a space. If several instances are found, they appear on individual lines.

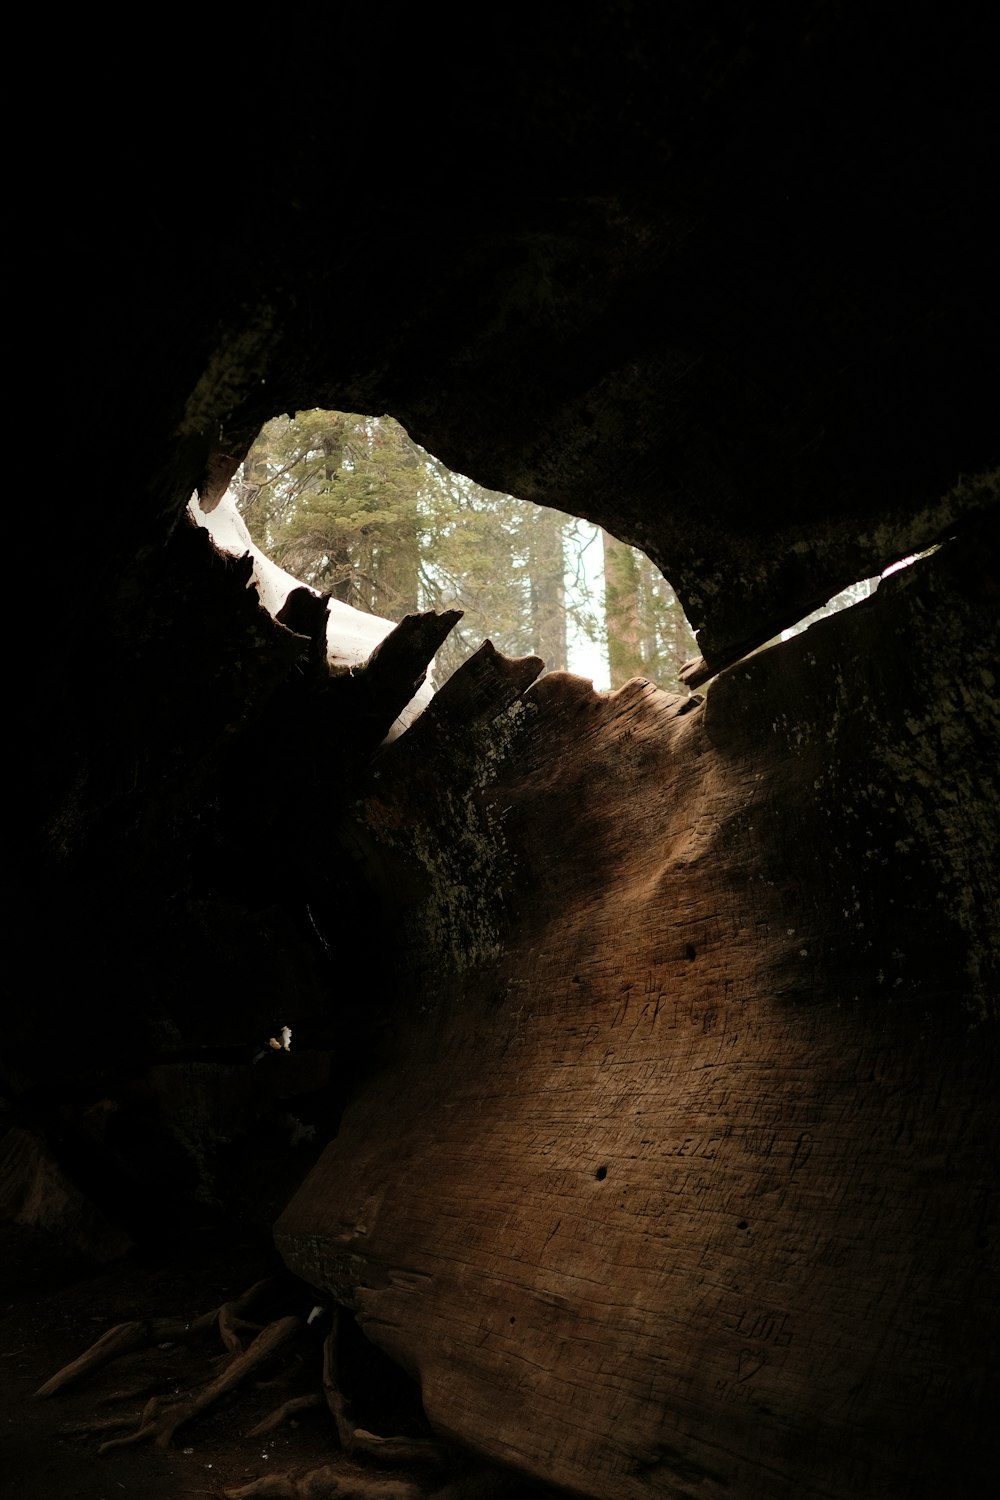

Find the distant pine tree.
xmin=236 ymin=410 xmax=696 ymax=691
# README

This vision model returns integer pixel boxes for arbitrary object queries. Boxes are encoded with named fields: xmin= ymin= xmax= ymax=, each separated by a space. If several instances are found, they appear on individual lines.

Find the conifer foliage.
xmin=235 ymin=410 xmax=697 ymax=688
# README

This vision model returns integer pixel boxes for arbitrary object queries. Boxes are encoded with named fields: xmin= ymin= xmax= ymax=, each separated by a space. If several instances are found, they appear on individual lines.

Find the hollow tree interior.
xmin=11 ymin=8 xmax=998 ymax=1499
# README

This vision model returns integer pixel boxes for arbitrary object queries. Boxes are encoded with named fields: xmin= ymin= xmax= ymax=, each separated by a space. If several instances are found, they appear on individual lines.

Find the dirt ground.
xmin=0 ymin=1220 xmax=531 ymax=1500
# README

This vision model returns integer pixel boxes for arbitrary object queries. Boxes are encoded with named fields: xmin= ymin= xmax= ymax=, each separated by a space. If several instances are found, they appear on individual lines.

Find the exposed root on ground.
xmin=247 ymin=1393 xmax=325 ymax=1438
xmin=224 ymin=1469 xmax=426 ymax=1499
xmin=36 ymin=1276 xmax=278 ymax=1397
xmin=35 ymin=1273 xmax=462 ymax=1497
xmin=99 ymin=1314 xmax=304 ymax=1453
xmin=223 ymin=1463 xmax=518 ymax=1500
xmin=321 ymin=1310 xmax=448 ymax=1468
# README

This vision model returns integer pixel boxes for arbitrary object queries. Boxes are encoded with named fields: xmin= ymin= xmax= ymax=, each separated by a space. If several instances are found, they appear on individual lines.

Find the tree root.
xmin=99 ymin=1315 xmax=303 ymax=1452
xmin=36 ymin=1275 xmax=280 ymax=1397
xmin=220 ymin=1279 xmax=278 ymax=1353
xmin=321 ymin=1311 xmax=356 ymax=1450
xmin=351 ymin=1431 xmax=450 ymax=1466
xmin=247 ymin=1391 xmax=325 ymax=1437
xmin=37 ymin=1275 xmax=453 ymax=1491
xmin=60 ymin=1409 xmax=150 ymax=1438
xmin=224 ymin=1469 xmax=425 ymax=1500
xmin=35 ymin=1313 xmax=215 ymax=1397
xmin=321 ymin=1310 xmax=448 ymax=1468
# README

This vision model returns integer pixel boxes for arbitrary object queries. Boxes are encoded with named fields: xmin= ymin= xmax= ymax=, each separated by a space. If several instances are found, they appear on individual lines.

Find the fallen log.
xmin=277 ymin=534 xmax=1000 ymax=1500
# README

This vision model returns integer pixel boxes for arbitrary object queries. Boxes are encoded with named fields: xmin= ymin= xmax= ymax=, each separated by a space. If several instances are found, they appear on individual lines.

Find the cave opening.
xmin=197 ymin=409 xmax=953 ymax=711
xmin=205 ymin=408 xmax=701 ymax=697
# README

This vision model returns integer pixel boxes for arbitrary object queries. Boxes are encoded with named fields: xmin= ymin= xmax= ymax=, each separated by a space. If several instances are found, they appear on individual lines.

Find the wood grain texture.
xmin=277 ymin=531 xmax=998 ymax=1500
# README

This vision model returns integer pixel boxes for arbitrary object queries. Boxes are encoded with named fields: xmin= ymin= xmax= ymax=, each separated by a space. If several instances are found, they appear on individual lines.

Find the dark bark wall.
xmin=14 ymin=5 xmax=1000 ymax=1497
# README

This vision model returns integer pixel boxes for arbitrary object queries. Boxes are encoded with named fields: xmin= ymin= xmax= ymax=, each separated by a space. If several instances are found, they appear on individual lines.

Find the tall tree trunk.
xmin=644 ymin=554 xmax=698 ymax=684
xmin=319 ymin=422 xmax=359 ymax=606
xmin=528 ymin=509 xmax=567 ymax=671
xmin=639 ymin=552 xmax=660 ymax=667
xmin=602 ymin=528 xmax=644 ymax=686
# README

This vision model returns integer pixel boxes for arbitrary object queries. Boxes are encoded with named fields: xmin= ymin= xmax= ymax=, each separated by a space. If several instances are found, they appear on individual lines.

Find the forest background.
xmin=234 ymin=410 xmax=699 ymax=690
